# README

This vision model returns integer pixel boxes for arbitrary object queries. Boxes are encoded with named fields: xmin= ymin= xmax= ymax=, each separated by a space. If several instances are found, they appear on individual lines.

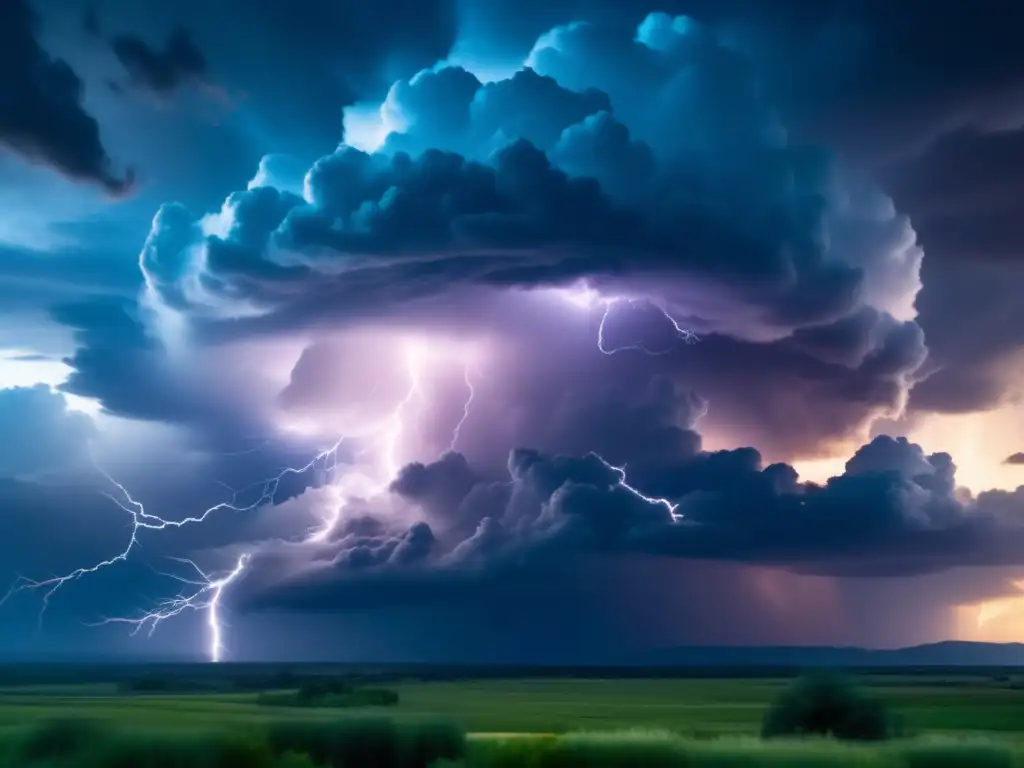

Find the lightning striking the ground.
xmin=0 ymin=434 xmax=349 ymax=622
xmin=89 ymin=553 xmax=250 ymax=663
xmin=557 ymin=283 xmax=699 ymax=355
xmin=2 ymin=340 xmax=439 ymax=661
xmin=4 ymin=304 xmax=692 ymax=660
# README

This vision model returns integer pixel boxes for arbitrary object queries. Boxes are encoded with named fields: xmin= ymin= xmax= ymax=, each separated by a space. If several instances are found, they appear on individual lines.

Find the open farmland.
xmin=1 ymin=668 xmax=1024 ymax=737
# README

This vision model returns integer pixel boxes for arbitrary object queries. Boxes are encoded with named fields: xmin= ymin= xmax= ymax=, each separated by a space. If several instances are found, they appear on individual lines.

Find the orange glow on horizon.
xmin=955 ymin=580 xmax=1024 ymax=644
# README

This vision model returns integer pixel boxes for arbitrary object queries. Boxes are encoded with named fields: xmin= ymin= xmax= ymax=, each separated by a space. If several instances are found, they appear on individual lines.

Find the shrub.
xmin=273 ymin=750 xmax=322 ymax=768
xmin=264 ymin=716 xmax=464 ymax=768
xmin=1 ymin=718 xmax=274 ymax=768
xmin=8 ymin=717 xmax=107 ymax=762
xmin=761 ymin=673 xmax=892 ymax=742
xmin=897 ymin=740 xmax=1015 ymax=768
xmin=456 ymin=731 xmax=888 ymax=768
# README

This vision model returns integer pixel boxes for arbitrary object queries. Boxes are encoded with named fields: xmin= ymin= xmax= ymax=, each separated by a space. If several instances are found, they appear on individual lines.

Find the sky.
xmin=1 ymin=0 xmax=1024 ymax=663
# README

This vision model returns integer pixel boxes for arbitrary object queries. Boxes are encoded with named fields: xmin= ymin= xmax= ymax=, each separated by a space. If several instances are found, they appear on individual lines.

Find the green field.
xmin=2 ymin=675 xmax=1024 ymax=737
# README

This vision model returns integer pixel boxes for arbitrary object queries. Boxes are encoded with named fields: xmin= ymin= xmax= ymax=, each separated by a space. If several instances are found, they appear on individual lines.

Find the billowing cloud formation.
xmin=139 ymin=12 xmax=923 ymax=351
xmin=0 ymin=0 xmax=133 ymax=194
xmin=35 ymin=9 xmax=1012 ymax=658
xmin=236 ymin=432 xmax=1024 ymax=613
xmin=44 ymin=11 xmax=933 ymax=467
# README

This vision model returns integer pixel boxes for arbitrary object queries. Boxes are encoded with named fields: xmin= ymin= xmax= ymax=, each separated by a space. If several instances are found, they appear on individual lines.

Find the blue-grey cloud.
xmin=139 ymin=14 xmax=923 ymax=353
xmin=0 ymin=0 xmax=133 ymax=194
xmin=110 ymin=26 xmax=209 ymax=96
xmin=0 ymin=386 xmax=96 ymax=478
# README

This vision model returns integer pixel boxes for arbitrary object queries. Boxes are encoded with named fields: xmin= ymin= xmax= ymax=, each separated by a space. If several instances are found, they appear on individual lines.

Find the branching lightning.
xmin=0 ymin=434 xmax=350 ymax=658
xmin=588 ymin=452 xmax=682 ymax=522
xmin=1 ymin=340 xmax=441 ymax=662
xmin=5 ymin=286 xmax=696 ymax=661
xmin=558 ymin=283 xmax=699 ymax=355
xmin=88 ymin=553 xmax=250 ymax=663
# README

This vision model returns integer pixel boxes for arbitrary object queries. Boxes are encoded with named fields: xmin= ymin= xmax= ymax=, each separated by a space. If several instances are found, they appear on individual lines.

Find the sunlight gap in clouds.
xmin=0 ymin=352 xmax=101 ymax=416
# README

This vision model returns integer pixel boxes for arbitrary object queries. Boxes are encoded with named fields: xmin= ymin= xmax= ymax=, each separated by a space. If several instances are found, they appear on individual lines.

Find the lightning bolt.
xmin=557 ymin=283 xmax=699 ymax=355
xmin=5 ymin=299 xmax=689 ymax=660
xmin=2 ymin=341 xmax=433 ymax=662
xmin=448 ymin=361 xmax=475 ymax=452
xmin=0 ymin=437 xmax=347 ymax=618
xmin=88 ymin=553 xmax=250 ymax=663
xmin=589 ymin=452 xmax=682 ymax=522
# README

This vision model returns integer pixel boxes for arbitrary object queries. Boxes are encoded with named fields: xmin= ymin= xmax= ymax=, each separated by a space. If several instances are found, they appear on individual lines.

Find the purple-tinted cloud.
xmin=234 ymin=433 xmax=1024 ymax=614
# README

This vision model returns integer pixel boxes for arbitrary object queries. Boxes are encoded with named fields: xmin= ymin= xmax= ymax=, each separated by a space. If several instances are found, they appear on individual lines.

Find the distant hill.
xmin=3 ymin=641 xmax=1024 ymax=669
xmin=639 ymin=641 xmax=1024 ymax=668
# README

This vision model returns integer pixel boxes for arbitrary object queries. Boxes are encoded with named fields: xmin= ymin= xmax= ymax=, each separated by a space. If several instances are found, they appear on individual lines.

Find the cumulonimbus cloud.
xmin=48 ymin=13 xmax=975 ymax=624
xmin=138 ymin=13 xmax=923 ymax=352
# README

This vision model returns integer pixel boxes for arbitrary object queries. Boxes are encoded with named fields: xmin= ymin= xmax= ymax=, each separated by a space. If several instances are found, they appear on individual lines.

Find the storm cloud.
xmin=139 ymin=14 xmax=922 ymax=345
xmin=0 ymin=0 xmax=133 ymax=193
xmin=236 ymin=433 xmax=1024 ymax=614
xmin=5 ymin=0 xmax=1024 ymax=660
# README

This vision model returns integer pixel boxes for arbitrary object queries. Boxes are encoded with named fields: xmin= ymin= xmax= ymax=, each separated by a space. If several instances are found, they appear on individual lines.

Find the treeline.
xmin=3 ymin=661 xmax=1024 ymax=689
xmin=118 ymin=671 xmax=394 ymax=695
xmin=256 ymin=684 xmax=399 ymax=709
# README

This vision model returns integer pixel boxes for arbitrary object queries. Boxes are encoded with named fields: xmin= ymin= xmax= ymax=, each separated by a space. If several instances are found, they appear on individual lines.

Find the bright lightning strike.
xmin=382 ymin=343 xmax=425 ymax=481
xmin=4 ymin=313 xmax=683 ymax=662
xmin=589 ymin=452 xmax=681 ymax=522
xmin=89 ymin=553 xmax=250 ymax=663
xmin=1 ymin=436 xmax=347 ymax=618
xmin=556 ymin=283 xmax=699 ymax=355
xmin=3 ymin=340 xmax=435 ymax=661
xmin=448 ymin=362 xmax=475 ymax=452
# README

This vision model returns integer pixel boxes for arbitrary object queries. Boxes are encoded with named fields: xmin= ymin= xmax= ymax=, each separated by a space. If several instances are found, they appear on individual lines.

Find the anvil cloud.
xmin=141 ymin=14 xmax=922 ymax=347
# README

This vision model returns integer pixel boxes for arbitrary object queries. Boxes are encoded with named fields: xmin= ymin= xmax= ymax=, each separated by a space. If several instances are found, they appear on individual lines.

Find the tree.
xmin=761 ymin=673 xmax=892 ymax=741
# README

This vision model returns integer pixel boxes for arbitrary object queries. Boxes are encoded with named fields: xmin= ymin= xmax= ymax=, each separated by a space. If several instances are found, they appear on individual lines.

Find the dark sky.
xmin=1 ymin=0 xmax=1024 ymax=662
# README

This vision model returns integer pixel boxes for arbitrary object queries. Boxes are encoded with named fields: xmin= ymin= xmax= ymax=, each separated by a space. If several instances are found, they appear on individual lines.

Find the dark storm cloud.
xmin=55 ymin=299 xmax=311 ymax=462
xmin=877 ymin=129 xmax=1024 ymax=415
xmin=56 ymin=299 xmax=197 ymax=425
xmin=82 ymin=7 xmax=100 ymax=37
xmin=237 ymin=433 xmax=1024 ymax=613
xmin=706 ymin=0 xmax=1024 ymax=418
xmin=53 ymin=11 xmax=931 ymax=464
xmin=693 ymin=0 xmax=1024 ymax=161
xmin=0 ymin=0 xmax=132 ymax=194
xmin=0 ymin=242 xmax=137 ymax=320
xmin=1005 ymin=453 xmax=1024 ymax=466
xmin=141 ymin=14 xmax=922 ymax=355
xmin=0 ymin=477 xmax=130 ymax=590
xmin=460 ymin=0 xmax=1024 ymax=157
xmin=110 ymin=26 xmax=208 ymax=96
xmin=91 ymin=0 xmax=459 ymax=156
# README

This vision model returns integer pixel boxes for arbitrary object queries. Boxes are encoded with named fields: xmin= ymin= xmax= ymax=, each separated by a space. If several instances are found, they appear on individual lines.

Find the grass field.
xmin=2 ymin=675 xmax=1024 ymax=737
